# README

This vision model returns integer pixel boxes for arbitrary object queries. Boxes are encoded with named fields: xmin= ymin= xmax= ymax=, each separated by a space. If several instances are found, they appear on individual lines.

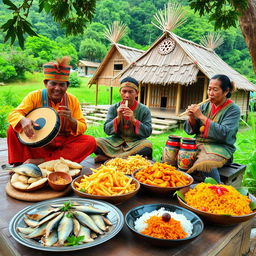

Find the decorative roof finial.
xmin=200 ymin=32 xmax=224 ymax=50
xmin=152 ymin=2 xmax=187 ymax=32
xmin=104 ymin=21 xmax=128 ymax=44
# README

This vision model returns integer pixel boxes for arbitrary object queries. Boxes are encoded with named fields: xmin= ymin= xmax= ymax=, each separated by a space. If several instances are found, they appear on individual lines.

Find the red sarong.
xmin=7 ymin=126 xmax=96 ymax=164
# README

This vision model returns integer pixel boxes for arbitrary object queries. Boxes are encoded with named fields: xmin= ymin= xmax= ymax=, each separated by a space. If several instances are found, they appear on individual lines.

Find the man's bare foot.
xmin=94 ymin=155 xmax=110 ymax=163
xmin=23 ymin=158 xmax=45 ymax=165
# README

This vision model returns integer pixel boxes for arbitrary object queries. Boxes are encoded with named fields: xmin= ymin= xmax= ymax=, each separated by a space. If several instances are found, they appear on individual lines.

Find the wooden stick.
xmin=178 ymin=98 xmax=210 ymax=117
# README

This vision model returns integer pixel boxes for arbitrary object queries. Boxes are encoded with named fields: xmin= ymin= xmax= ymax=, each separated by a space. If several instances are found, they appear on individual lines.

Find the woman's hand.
xmin=187 ymin=104 xmax=203 ymax=119
xmin=186 ymin=104 xmax=207 ymax=125
xmin=20 ymin=117 xmax=39 ymax=138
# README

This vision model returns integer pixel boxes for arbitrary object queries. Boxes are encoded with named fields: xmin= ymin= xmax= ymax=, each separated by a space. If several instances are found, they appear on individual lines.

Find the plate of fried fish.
xmin=9 ymin=197 xmax=124 ymax=251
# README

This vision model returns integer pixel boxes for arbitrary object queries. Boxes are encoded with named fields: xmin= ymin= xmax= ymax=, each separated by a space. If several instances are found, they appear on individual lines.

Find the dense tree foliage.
xmin=0 ymin=0 xmax=96 ymax=48
xmin=0 ymin=0 xmax=255 ymax=82
xmin=188 ymin=0 xmax=256 ymax=72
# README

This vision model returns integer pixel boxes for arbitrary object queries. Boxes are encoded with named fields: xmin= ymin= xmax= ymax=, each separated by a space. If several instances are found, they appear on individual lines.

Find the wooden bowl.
xmin=125 ymin=203 xmax=204 ymax=246
xmin=48 ymin=172 xmax=72 ymax=191
xmin=132 ymin=170 xmax=193 ymax=196
xmin=177 ymin=186 xmax=256 ymax=226
xmin=72 ymin=175 xmax=140 ymax=205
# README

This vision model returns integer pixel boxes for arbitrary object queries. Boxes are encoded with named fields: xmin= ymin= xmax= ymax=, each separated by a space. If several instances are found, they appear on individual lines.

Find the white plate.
xmin=9 ymin=197 xmax=124 ymax=251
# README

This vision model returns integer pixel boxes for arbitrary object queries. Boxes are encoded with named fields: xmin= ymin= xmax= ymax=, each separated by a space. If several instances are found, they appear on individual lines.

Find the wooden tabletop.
xmin=0 ymin=157 xmax=253 ymax=256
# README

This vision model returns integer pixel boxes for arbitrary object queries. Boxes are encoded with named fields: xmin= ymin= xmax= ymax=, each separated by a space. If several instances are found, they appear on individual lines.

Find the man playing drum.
xmin=94 ymin=77 xmax=152 ymax=163
xmin=7 ymin=56 xmax=96 ymax=166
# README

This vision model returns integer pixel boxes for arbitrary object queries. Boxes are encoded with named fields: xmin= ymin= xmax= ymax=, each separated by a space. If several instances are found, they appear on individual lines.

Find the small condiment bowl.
xmin=48 ymin=172 xmax=72 ymax=191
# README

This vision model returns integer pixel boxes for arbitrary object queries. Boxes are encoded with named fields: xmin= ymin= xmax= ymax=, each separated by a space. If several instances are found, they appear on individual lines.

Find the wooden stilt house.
xmin=88 ymin=22 xmax=144 ymax=105
xmin=117 ymin=4 xmax=256 ymax=117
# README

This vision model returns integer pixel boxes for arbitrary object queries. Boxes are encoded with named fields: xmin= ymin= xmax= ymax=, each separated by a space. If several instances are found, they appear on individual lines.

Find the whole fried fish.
xmin=25 ymin=223 xmax=47 ymax=238
xmin=8 ymin=164 xmax=42 ymax=177
xmin=77 ymin=226 xmax=94 ymax=243
xmin=57 ymin=213 xmax=73 ymax=245
xmin=90 ymin=215 xmax=107 ymax=231
xmin=41 ymin=230 xmax=58 ymax=247
xmin=74 ymin=211 xmax=103 ymax=234
xmin=45 ymin=212 xmax=64 ymax=238
xmin=71 ymin=205 xmax=109 ymax=215
xmin=25 ymin=208 xmax=60 ymax=221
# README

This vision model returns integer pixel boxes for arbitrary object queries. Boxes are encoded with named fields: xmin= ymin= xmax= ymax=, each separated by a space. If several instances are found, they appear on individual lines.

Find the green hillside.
xmin=0 ymin=0 xmax=255 ymax=82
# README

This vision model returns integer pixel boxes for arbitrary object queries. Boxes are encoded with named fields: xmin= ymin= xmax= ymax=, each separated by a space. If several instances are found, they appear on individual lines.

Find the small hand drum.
xmin=18 ymin=107 xmax=61 ymax=148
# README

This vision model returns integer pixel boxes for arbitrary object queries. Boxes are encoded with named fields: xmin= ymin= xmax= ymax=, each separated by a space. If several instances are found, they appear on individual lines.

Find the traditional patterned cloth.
xmin=7 ymin=89 xmax=96 ymax=164
xmin=96 ymin=101 xmax=152 ymax=158
xmin=184 ymin=100 xmax=240 ymax=173
xmin=43 ymin=57 xmax=71 ymax=82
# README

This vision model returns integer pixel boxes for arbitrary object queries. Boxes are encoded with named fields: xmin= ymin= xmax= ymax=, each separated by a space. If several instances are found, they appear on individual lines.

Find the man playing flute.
xmin=94 ymin=77 xmax=152 ymax=163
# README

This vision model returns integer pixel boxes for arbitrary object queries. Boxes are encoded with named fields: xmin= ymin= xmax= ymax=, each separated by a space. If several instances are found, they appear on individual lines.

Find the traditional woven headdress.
xmin=120 ymin=77 xmax=139 ymax=92
xmin=43 ymin=56 xmax=71 ymax=82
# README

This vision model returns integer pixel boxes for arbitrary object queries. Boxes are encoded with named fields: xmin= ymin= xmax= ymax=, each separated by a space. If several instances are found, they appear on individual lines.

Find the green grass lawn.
xmin=0 ymin=72 xmax=121 ymax=105
xmin=86 ymin=122 xmax=254 ymax=164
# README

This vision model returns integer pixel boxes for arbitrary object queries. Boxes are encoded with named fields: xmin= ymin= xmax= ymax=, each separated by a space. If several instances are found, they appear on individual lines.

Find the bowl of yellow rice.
xmin=177 ymin=183 xmax=256 ymax=225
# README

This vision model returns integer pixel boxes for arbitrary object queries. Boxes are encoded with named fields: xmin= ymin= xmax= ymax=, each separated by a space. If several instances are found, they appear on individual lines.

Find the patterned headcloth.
xmin=43 ymin=56 xmax=71 ymax=82
xmin=120 ymin=77 xmax=139 ymax=92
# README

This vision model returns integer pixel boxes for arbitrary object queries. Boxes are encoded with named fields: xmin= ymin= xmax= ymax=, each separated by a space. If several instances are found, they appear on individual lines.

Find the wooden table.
xmin=0 ymin=157 xmax=253 ymax=256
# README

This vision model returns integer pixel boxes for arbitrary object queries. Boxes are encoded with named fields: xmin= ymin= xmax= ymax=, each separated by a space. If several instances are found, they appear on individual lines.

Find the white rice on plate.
xmin=134 ymin=207 xmax=193 ymax=237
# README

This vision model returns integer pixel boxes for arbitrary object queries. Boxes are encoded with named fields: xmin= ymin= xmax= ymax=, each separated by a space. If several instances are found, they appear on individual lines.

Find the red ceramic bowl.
xmin=48 ymin=172 xmax=72 ymax=191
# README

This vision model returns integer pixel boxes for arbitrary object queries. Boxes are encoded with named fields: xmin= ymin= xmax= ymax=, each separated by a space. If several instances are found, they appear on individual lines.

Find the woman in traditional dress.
xmin=184 ymin=74 xmax=240 ymax=183
xmin=95 ymin=77 xmax=152 ymax=163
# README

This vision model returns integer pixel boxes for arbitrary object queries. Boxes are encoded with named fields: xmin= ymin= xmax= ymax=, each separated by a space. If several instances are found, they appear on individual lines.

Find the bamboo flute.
xmin=178 ymin=98 xmax=210 ymax=117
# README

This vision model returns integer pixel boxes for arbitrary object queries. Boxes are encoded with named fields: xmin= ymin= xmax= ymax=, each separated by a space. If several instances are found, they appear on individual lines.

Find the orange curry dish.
xmin=134 ymin=162 xmax=190 ymax=187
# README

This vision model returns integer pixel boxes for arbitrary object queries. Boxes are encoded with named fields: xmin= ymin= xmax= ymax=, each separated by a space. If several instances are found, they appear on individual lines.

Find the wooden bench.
xmin=219 ymin=163 xmax=246 ymax=188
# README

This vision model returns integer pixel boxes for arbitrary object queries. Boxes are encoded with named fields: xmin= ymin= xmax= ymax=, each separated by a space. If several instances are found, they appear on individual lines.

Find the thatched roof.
xmin=88 ymin=43 xmax=144 ymax=85
xmin=116 ymin=44 xmax=144 ymax=63
xmin=78 ymin=60 xmax=100 ymax=68
xmin=119 ymin=32 xmax=256 ymax=91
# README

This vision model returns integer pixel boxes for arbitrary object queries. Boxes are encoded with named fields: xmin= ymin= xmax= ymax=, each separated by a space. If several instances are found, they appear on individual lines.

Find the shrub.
xmin=0 ymin=90 xmax=19 ymax=107
xmin=69 ymin=72 xmax=82 ymax=88
xmin=0 ymin=105 xmax=13 ymax=137
xmin=0 ymin=57 xmax=17 ymax=81
xmin=237 ymin=112 xmax=256 ymax=195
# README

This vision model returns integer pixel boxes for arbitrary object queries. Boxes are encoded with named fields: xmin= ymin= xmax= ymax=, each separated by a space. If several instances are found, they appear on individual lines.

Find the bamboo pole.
xmin=146 ymin=83 xmax=151 ymax=107
xmin=202 ymin=77 xmax=208 ymax=101
xmin=178 ymin=98 xmax=210 ymax=117
xmin=95 ymin=83 xmax=99 ymax=106
xmin=175 ymin=84 xmax=181 ymax=115
xmin=138 ymin=83 xmax=141 ymax=103
xmin=109 ymin=87 xmax=113 ymax=105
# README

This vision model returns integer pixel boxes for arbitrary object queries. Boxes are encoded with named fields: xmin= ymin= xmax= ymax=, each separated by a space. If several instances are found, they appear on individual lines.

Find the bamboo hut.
xmin=117 ymin=3 xmax=256 ymax=117
xmin=78 ymin=60 xmax=100 ymax=77
xmin=88 ymin=21 xmax=144 ymax=105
